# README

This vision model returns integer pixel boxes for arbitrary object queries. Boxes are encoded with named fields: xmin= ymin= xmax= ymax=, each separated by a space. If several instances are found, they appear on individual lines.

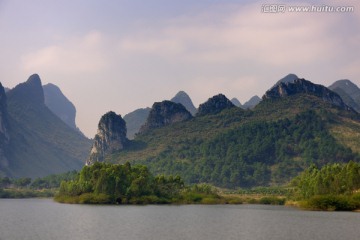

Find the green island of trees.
xmin=55 ymin=162 xmax=225 ymax=204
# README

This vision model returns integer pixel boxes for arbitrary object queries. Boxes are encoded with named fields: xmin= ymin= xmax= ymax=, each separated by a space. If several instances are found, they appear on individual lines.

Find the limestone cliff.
xmin=196 ymin=94 xmax=235 ymax=116
xmin=139 ymin=101 xmax=192 ymax=133
xmin=263 ymin=78 xmax=351 ymax=111
xmin=87 ymin=111 xmax=128 ymax=165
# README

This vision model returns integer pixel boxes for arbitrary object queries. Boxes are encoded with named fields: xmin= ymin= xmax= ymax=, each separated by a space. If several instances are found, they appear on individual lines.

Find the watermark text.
xmin=261 ymin=4 xmax=354 ymax=13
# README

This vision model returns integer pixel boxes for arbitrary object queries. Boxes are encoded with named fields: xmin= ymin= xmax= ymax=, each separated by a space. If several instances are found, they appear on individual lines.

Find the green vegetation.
xmin=116 ymin=109 xmax=357 ymax=188
xmin=291 ymin=161 xmax=360 ymax=211
xmin=55 ymin=162 xmax=224 ymax=204
xmin=0 ymin=171 xmax=78 ymax=198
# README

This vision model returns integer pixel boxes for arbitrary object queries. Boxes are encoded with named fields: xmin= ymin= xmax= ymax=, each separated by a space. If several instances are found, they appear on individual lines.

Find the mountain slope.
xmin=171 ymin=91 xmax=197 ymax=116
xmin=329 ymin=79 xmax=360 ymax=113
xmin=103 ymin=78 xmax=360 ymax=188
xmin=242 ymin=95 xmax=261 ymax=109
xmin=43 ymin=83 xmax=77 ymax=130
xmin=4 ymin=74 xmax=92 ymax=178
xmin=230 ymin=98 xmax=242 ymax=107
xmin=123 ymin=108 xmax=151 ymax=139
xmin=0 ymin=83 xmax=10 ymax=176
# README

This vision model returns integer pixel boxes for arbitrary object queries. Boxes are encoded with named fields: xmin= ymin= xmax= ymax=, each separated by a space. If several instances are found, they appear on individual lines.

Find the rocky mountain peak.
xmin=196 ymin=94 xmax=235 ymax=116
xmin=263 ymin=78 xmax=350 ymax=110
xmin=171 ymin=91 xmax=197 ymax=116
xmin=7 ymin=73 xmax=44 ymax=105
xmin=329 ymin=79 xmax=360 ymax=113
xmin=230 ymin=98 xmax=242 ymax=107
xmin=43 ymin=83 xmax=77 ymax=130
xmin=243 ymin=95 xmax=261 ymax=109
xmin=139 ymin=100 xmax=192 ymax=133
xmin=87 ymin=111 xmax=128 ymax=165
xmin=329 ymin=79 xmax=360 ymax=99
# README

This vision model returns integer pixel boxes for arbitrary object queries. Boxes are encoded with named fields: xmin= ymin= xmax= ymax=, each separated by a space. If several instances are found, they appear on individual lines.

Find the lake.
xmin=0 ymin=199 xmax=359 ymax=240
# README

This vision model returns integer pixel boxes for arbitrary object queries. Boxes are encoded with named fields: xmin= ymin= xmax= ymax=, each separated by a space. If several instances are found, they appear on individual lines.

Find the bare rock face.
xmin=196 ymin=94 xmax=235 ymax=117
xmin=139 ymin=101 xmax=192 ymax=133
xmin=87 ymin=111 xmax=128 ymax=165
xmin=263 ymin=78 xmax=351 ymax=110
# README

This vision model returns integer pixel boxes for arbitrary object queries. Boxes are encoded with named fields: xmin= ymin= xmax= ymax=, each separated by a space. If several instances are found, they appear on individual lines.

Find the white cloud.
xmin=21 ymin=31 xmax=108 ymax=75
xmin=116 ymin=2 xmax=344 ymax=67
xmin=10 ymin=0 xmax=360 ymax=137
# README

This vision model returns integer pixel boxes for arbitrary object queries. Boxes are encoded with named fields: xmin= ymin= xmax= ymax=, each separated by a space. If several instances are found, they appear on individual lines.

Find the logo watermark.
xmin=261 ymin=4 xmax=354 ymax=13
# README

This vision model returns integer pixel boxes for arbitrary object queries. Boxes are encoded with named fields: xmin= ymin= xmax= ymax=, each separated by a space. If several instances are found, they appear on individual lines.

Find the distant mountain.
xmin=196 ymin=94 xmax=235 ymax=116
xmin=4 ymin=87 xmax=10 ymax=92
xmin=89 ymin=77 xmax=360 ymax=188
xmin=273 ymin=73 xmax=298 ymax=87
xmin=242 ymin=95 xmax=261 ymax=109
xmin=139 ymin=100 xmax=192 ymax=134
xmin=230 ymin=98 xmax=242 ymax=107
xmin=87 ymin=111 xmax=128 ymax=165
xmin=171 ymin=91 xmax=197 ymax=116
xmin=329 ymin=80 xmax=360 ymax=113
xmin=1 ymin=74 xmax=92 ymax=178
xmin=43 ymin=83 xmax=77 ymax=130
xmin=123 ymin=108 xmax=151 ymax=139
xmin=264 ymin=78 xmax=351 ymax=111
xmin=0 ymin=83 xmax=10 ymax=175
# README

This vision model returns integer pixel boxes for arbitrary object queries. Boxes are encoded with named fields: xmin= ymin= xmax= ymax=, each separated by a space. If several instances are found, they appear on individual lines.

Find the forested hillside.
xmin=105 ymin=92 xmax=360 ymax=188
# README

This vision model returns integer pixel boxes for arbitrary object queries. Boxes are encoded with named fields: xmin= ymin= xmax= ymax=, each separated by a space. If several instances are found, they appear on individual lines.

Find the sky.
xmin=0 ymin=0 xmax=359 ymax=138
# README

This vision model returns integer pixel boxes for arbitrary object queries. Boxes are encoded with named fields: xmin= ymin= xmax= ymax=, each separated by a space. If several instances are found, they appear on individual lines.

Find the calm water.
xmin=0 ymin=199 xmax=359 ymax=240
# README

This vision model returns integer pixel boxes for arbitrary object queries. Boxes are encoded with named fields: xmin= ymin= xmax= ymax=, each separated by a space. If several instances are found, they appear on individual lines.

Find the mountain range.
xmin=2 ymin=72 xmax=360 ymax=187
xmin=123 ymin=91 xmax=262 ymax=139
xmin=0 ymin=74 xmax=91 ymax=178
xmin=88 ymin=74 xmax=360 ymax=188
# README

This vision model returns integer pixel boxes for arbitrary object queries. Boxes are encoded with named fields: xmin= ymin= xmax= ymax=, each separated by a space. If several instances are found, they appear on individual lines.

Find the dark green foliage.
xmin=258 ymin=196 xmax=286 ymax=205
xmin=291 ymin=162 xmax=360 ymax=211
xmin=131 ymin=111 xmax=356 ymax=188
xmin=304 ymin=195 xmax=358 ymax=211
xmin=56 ymin=162 xmax=186 ymax=204
xmin=292 ymin=161 xmax=360 ymax=199
xmin=30 ymin=170 xmax=78 ymax=189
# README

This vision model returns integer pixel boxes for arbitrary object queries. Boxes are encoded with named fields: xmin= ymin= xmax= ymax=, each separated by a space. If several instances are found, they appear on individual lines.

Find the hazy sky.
xmin=1 ymin=0 xmax=359 ymax=137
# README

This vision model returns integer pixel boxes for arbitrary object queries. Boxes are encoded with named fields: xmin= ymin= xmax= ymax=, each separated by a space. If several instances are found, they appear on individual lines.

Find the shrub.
xmin=305 ymin=195 xmax=356 ymax=211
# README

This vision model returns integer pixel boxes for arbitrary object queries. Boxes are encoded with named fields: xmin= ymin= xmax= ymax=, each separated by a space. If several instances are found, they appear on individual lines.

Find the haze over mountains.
xmin=1 ymin=72 xmax=360 ymax=184
xmin=87 ymin=74 xmax=360 ymax=188
xmin=43 ymin=83 xmax=78 ymax=131
xmin=0 ymin=74 xmax=91 ymax=178
xmin=329 ymin=80 xmax=360 ymax=113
